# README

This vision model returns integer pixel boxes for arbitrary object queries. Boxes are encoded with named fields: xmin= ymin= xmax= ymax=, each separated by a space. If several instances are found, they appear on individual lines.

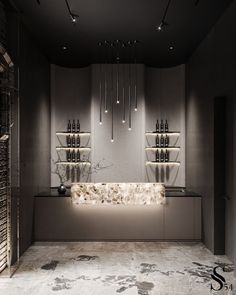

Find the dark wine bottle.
xmin=67 ymin=150 xmax=71 ymax=162
xmin=160 ymin=119 xmax=164 ymax=133
xmin=165 ymin=135 xmax=169 ymax=147
xmin=155 ymin=135 xmax=159 ymax=147
xmin=72 ymin=150 xmax=76 ymax=162
xmin=67 ymin=120 xmax=71 ymax=132
xmin=160 ymin=134 xmax=164 ymax=147
xmin=160 ymin=149 xmax=164 ymax=162
xmin=67 ymin=135 xmax=71 ymax=147
xmin=77 ymin=135 xmax=80 ymax=147
xmin=72 ymin=119 xmax=76 ymax=133
xmin=72 ymin=135 xmax=76 ymax=148
xmin=156 ymin=149 xmax=160 ymax=162
xmin=77 ymin=150 xmax=80 ymax=162
xmin=165 ymin=149 xmax=169 ymax=162
xmin=165 ymin=120 xmax=169 ymax=132
xmin=77 ymin=120 xmax=80 ymax=133
xmin=156 ymin=120 xmax=159 ymax=133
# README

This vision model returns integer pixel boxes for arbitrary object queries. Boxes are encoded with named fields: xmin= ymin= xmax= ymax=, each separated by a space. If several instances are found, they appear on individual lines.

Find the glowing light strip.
xmin=56 ymin=147 xmax=91 ymax=151
xmin=146 ymin=161 xmax=180 ymax=165
xmin=56 ymin=162 xmax=91 ymax=165
xmin=145 ymin=132 xmax=180 ymax=136
xmin=56 ymin=132 xmax=91 ymax=136
xmin=145 ymin=147 xmax=180 ymax=151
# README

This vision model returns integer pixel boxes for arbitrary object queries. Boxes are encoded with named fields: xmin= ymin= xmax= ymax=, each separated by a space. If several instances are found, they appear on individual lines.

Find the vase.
xmin=58 ymin=183 xmax=66 ymax=195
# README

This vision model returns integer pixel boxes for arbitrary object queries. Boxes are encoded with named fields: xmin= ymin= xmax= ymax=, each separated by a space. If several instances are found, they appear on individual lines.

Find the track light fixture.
xmin=65 ymin=0 xmax=79 ymax=24
xmin=156 ymin=0 xmax=171 ymax=32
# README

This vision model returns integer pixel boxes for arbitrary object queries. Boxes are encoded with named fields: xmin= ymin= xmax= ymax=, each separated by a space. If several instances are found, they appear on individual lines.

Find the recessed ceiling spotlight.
xmin=62 ymin=45 xmax=67 ymax=51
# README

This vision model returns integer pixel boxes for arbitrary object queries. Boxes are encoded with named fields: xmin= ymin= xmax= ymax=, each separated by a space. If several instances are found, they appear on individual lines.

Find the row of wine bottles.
xmin=66 ymin=135 xmax=80 ymax=147
xmin=67 ymin=119 xmax=80 ymax=133
xmin=156 ymin=119 xmax=169 ymax=133
xmin=156 ymin=149 xmax=169 ymax=162
xmin=156 ymin=134 xmax=169 ymax=147
xmin=66 ymin=150 xmax=81 ymax=162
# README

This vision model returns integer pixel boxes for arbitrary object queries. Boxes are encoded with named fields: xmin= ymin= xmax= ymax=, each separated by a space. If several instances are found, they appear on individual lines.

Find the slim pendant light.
xmin=128 ymin=63 xmax=131 ymax=131
xmin=116 ymin=58 xmax=120 ymax=104
xmin=134 ymin=40 xmax=138 ymax=111
xmin=99 ymin=64 xmax=102 ymax=125
xmin=111 ymin=43 xmax=114 ymax=142
xmin=97 ymin=40 xmax=139 ymax=140
xmin=104 ymin=41 xmax=109 ymax=113
xmin=98 ymin=42 xmax=103 ymax=124
xmin=122 ymin=64 xmax=125 ymax=124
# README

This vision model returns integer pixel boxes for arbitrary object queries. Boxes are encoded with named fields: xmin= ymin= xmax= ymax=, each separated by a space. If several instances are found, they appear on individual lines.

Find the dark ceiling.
xmin=10 ymin=0 xmax=233 ymax=68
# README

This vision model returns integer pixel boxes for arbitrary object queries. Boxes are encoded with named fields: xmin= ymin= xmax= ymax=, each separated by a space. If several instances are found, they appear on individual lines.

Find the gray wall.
xmin=51 ymin=64 xmax=185 ymax=185
xmin=51 ymin=65 xmax=91 ymax=186
xmin=6 ymin=8 xmax=51 ymax=255
xmin=19 ymin=26 xmax=51 ymax=254
xmin=145 ymin=66 xmax=185 ymax=186
xmin=91 ymin=64 xmax=145 ymax=182
xmin=186 ymin=0 xmax=236 ymax=266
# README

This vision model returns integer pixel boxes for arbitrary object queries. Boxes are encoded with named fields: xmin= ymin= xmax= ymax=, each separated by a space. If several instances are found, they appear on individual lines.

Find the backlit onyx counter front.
xmin=34 ymin=188 xmax=201 ymax=241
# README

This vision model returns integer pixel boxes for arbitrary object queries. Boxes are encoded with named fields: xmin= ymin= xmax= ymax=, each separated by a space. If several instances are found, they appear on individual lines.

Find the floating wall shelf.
xmin=145 ymin=131 xmax=180 ymax=136
xmin=56 ymin=123 xmax=91 ymax=181
xmin=146 ymin=161 xmax=180 ymax=166
xmin=56 ymin=161 xmax=91 ymax=165
xmin=56 ymin=147 xmax=91 ymax=151
xmin=145 ymin=147 xmax=180 ymax=151
xmin=56 ymin=132 xmax=91 ymax=136
xmin=145 ymin=120 xmax=180 ymax=167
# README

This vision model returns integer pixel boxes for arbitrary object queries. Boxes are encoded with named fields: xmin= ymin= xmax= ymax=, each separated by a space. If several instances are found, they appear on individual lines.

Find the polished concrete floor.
xmin=0 ymin=242 xmax=235 ymax=295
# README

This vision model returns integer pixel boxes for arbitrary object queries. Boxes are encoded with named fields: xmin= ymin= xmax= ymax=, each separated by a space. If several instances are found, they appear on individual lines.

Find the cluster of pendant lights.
xmin=98 ymin=40 xmax=139 ymax=142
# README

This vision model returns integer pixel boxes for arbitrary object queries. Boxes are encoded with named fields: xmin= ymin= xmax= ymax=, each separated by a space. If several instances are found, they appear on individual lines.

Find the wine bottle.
xmin=165 ymin=135 xmax=169 ymax=147
xmin=165 ymin=120 xmax=169 ymax=132
xmin=156 ymin=120 xmax=159 ymax=133
xmin=160 ymin=134 xmax=164 ymax=147
xmin=160 ymin=149 xmax=164 ymax=162
xmin=77 ymin=150 xmax=80 ymax=162
xmin=67 ymin=120 xmax=71 ymax=132
xmin=156 ymin=149 xmax=160 ymax=162
xmin=165 ymin=149 xmax=169 ymax=162
xmin=160 ymin=119 xmax=164 ymax=133
xmin=72 ymin=119 xmax=76 ymax=133
xmin=77 ymin=120 xmax=80 ymax=133
xmin=72 ymin=135 xmax=76 ymax=148
xmin=155 ymin=135 xmax=159 ymax=147
xmin=77 ymin=135 xmax=80 ymax=147
xmin=67 ymin=150 xmax=71 ymax=162
xmin=72 ymin=150 xmax=76 ymax=162
xmin=67 ymin=135 xmax=71 ymax=147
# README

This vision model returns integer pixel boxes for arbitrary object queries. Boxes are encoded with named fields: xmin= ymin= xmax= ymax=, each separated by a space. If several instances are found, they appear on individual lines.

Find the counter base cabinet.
xmin=34 ymin=196 xmax=201 ymax=241
xmin=164 ymin=197 xmax=201 ymax=240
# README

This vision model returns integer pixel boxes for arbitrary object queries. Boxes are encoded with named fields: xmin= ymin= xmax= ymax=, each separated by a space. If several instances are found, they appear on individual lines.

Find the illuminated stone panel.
xmin=71 ymin=183 xmax=165 ymax=205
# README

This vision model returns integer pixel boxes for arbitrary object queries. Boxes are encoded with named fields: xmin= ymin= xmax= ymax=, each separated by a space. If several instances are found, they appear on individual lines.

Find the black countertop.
xmin=35 ymin=188 xmax=201 ymax=198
